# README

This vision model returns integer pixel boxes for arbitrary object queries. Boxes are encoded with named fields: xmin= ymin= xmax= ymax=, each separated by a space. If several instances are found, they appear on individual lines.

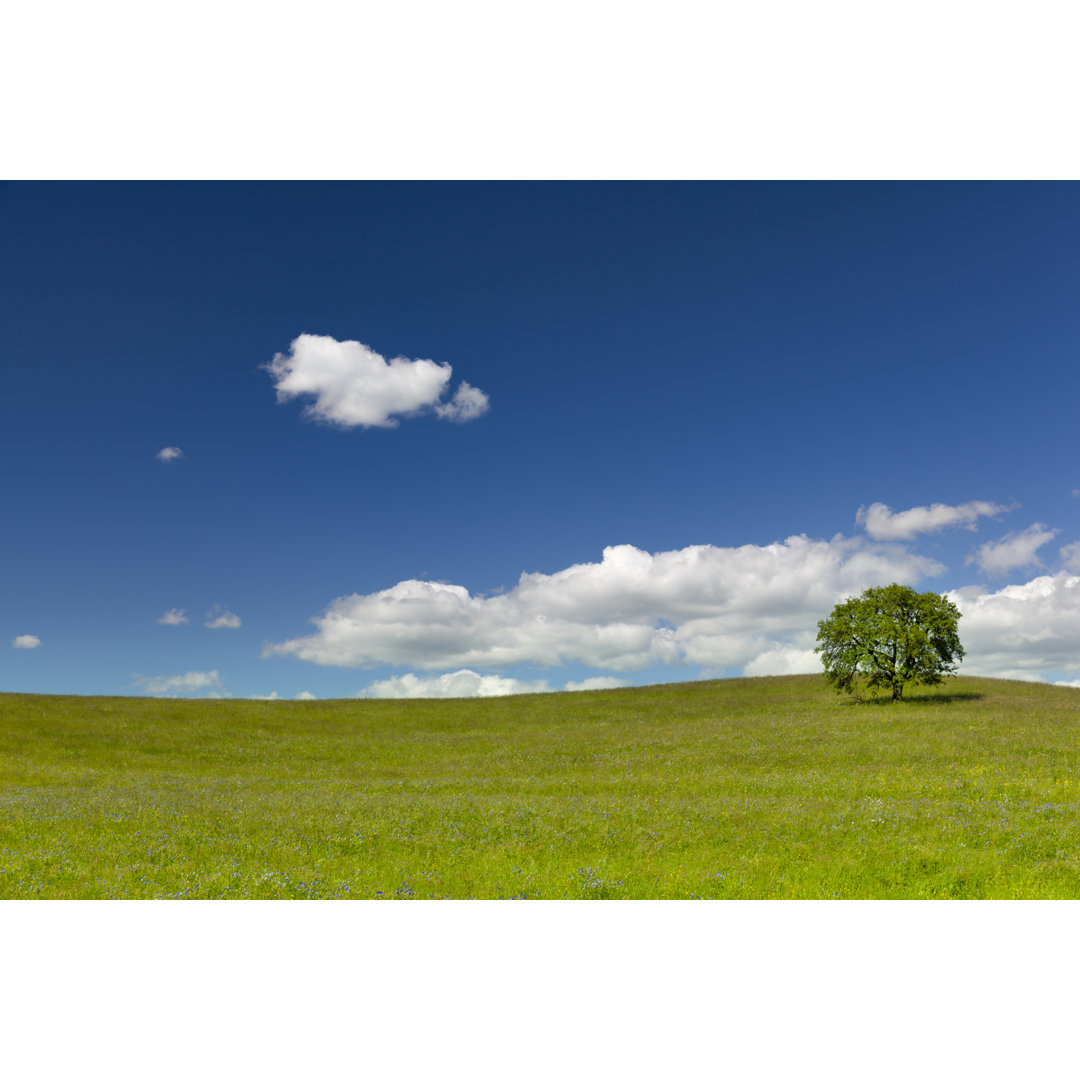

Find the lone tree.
xmin=815 ymin=583 xmax=965 ymax=701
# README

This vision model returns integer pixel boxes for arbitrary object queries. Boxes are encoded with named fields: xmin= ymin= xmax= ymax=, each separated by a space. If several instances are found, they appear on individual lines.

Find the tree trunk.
xmin=892 ymin=682 xmax=903 ymax=702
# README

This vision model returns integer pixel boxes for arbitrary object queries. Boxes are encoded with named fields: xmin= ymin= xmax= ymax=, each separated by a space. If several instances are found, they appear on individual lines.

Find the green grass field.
xmin=2 ymin=674 xmax=1080 ymax=898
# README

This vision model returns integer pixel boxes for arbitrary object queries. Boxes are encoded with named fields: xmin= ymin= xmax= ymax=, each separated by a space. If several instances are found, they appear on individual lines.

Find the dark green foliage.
xmin=816 ymin=583 xmax=965 ymax=701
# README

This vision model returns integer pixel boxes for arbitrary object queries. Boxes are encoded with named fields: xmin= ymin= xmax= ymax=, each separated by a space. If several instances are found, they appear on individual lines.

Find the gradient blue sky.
xmin=4 ymin=181 xmax=1080 ymax=698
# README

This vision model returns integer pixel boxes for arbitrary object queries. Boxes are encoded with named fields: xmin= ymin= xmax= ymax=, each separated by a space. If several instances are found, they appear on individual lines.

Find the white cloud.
xmin=562 ymin=676 xmax=629 ymax=692
xmin=1060 ymin=540 xmax=1080 ymax=572
xmin=156 ymin=447 xmax=183 ymax=462
xmin=741 ymin=641 xmax=821 ymax=677
xmin=967 ymin=523 xmax=1058 ymax=577
xmin=12 ymin=634 xmax=41 ymax=649
xmin=856 ymin=500 xmax=1010 ymax=541
xmin=266 ymin=334 xmax=489 ymax=429
xmin=357 ymin=671 xmax=632 ymax=698
xmin=434 ymin=381 xmax=490 ymax=422
xmin=134 ymin=670 xmax=224 ymax=696
xmin=158 ymin=608 xmax=189 ymax=626
xmin=250 ymin=691 xmax=282 ymax=700
xmin=358 ymin=670 xmax=553 ymax=698
xmin=1053 ymin=679 xmax=1080 ymax=689
xmin=205 ymin=607 xmax=242 ymax=629
xmin=266 ymin=535 xmax=943 ymax=677
xmin=295 ymin=691 xmax=317 ymax=700
xmin=948 ymin=574 xmax=1080 ymax=679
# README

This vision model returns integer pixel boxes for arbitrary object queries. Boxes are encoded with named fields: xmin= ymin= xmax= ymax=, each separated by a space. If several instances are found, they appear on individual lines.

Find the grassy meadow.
xmin=2 ymin=674 xmax=1080 ymax=899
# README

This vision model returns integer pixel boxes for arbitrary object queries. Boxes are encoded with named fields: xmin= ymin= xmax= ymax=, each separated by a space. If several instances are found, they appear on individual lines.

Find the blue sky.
xmin=4 ymin=181 xmax=1080 ymax=699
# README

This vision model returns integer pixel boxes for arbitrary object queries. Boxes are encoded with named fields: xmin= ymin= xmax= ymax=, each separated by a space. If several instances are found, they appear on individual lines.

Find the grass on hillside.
xmin=2 ymin=675 xmax=1079 ymax=899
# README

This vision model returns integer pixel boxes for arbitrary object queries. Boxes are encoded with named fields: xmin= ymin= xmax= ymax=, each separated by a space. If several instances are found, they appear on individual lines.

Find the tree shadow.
xmin=849 ymin=691 xmax=985 ymax=706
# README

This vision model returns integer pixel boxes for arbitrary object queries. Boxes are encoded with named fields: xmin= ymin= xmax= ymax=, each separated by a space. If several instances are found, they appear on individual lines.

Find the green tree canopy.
xmin=815 ymin=583 xmax=965 ymax=701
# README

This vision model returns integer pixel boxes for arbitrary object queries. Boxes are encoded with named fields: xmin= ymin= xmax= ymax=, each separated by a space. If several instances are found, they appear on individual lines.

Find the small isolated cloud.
xmin=250 ymin=691 xmax=282 ymax=700
xmin=856 ymin=500 xmax=1010 ymax=541
xmin=562 ymin=676 xmax=629 ymax=692
xmin=158 ymin=608 xmax=189 ymax=626
xmin=295 ymin=691 xmax=317 ymax=700
xmin=1060 ymin=541 xmax=1080 ymax=572
xmin=266 ymin=334 xmax=489 ymax=429
xmin=358 ymin=670 xmax=553 ymax=699
xmin=12 ymin=634 xmax=41 ymax=649
xmin=967 ymin=523 xmax=1059 ymax=577
xmin=205 ymin=606 xmax=242 ymax=629
xmin=156 ymin=447 xmax=184 ymax=462
xmin=134 ymin=670 xmax=224 ymax=697
xmin=434 ymin=381 xmax=490 ymax=423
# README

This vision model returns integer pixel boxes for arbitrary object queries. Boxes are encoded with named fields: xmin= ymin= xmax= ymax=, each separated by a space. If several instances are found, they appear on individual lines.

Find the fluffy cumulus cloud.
xmin=741 ymin=641 xmax=821 ymax=677
xmin=266 ymin=535 xmax=943 ymax=677
xmin=156 ymin=447 xmax=183 ymax=462
xmin=266 ymin=334 xmax=490 ymax=429
xmin=434 ymin=382 xmax=490 ymax=423
xmin=356 ymin=670 xmax=632 ymax=698
xmin=158 ymin=608 xmax=189 ymax=626
xmin=12 ymin=634 xmax=41 ymax=649
xmin=1059 ymin=540 xmax=1080 ymax=572
xmin=134 ymin=670 xmax=224 ymax=696
xmin=205 ymin=607 xmax=242 ymax=629
xmin=949 ymin=574 xmax=1080 ymax=680
xmin=358 ymin=670 xmax=553 ymax=698
xmin=966 ymin=523 xmax=1059 ymax=577
xmin=563 ymin=676 xmax=630 ymax=692
xmin=856 ymin=500 xmax=1010 ymax=541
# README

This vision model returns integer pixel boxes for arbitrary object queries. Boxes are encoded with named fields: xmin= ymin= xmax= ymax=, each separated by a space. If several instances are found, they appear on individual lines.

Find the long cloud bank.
xmin=265 ymin=535 xmax=944 ymax=676
xmin=133 ymin=670 xmax=225 ymax=697
xmin=263 ymin=498 xmax=1080 ymax=691
xmin=949 ymin=573 xmax=1080 ymax=681
xmin=356 ymin=670 xmax=630 ymax=698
